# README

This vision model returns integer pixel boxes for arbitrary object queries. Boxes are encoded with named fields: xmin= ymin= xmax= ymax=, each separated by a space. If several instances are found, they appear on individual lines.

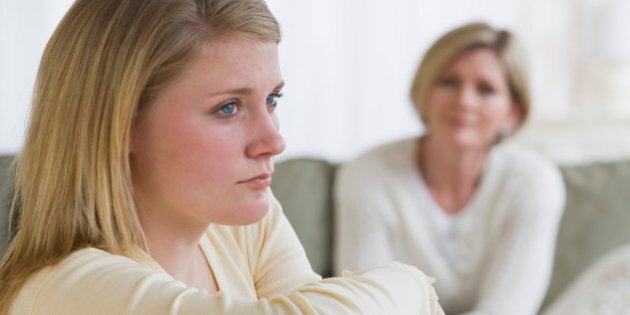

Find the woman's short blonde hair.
xmin=0 ymin=0 xmax=280 ymax=311
xmin=409 ymin=22 xmax=530 ymax=129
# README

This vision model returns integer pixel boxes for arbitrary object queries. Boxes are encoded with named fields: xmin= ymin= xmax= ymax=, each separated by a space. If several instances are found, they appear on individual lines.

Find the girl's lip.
xmin=238 ymin=174 xmax=272 ymax=189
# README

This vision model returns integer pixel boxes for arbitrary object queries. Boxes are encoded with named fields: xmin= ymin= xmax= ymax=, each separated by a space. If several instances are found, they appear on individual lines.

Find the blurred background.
xmin=1 ymin=0 xmax=629 ymax=164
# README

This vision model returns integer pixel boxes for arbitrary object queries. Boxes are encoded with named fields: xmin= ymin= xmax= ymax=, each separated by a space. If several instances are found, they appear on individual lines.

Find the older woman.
xmin=335 ymin=22 xmax=565 ymax=315
xmin=0 ymin=1 xmax=442 ymax=314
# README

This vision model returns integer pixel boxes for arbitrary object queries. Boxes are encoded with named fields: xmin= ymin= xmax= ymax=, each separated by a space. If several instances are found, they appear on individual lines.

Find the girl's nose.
xmin=245 ymin=111 xmax=286 ymax=159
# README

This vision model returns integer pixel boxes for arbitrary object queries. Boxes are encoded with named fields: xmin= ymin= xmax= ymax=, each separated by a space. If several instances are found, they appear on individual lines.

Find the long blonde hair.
xmin=0 ymin=0 xmax=280 ymax=311
xmin=410 ymin=22 xmax=530 ymax=130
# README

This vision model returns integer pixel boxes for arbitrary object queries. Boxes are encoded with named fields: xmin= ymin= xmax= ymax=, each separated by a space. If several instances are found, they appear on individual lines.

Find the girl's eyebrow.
xmin=208 ymin=81 xmax=285 ymax=97
xmin=274 ymin=81 xmax=285 ymax=91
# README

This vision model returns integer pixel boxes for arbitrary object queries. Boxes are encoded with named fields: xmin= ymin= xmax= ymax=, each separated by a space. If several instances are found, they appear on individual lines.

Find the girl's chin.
xmin=232 ymin=198 xmax=270 ymax=226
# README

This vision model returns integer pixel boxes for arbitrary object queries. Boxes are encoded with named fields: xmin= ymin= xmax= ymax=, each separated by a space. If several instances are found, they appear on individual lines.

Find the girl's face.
xmin=423 ymin=48 xmax=520 ymax=149
xmin=130 ymin=36 xmax=285 ymax=229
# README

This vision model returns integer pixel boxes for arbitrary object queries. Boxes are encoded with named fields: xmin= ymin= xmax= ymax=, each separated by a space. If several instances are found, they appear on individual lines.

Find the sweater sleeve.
xmin=333 ymin=159 xmax=398 ymax=275
xmin=15 ymin=249 xmax=443 ymax=315
xmin=470 ymin=159 xmax=566 ymax=315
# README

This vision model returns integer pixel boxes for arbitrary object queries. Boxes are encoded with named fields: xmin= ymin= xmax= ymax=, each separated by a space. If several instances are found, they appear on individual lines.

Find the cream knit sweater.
xmin=11 ymin=193 xmax=441 ymax=315
xmin=334 ymin=138 xmax=565 ymax=315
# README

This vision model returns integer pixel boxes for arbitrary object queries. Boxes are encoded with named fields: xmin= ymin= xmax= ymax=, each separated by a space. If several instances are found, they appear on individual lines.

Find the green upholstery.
xmin=1 ymin=154 xmax=629 ymax=312
xmin=0 ymin=155 xmax=16 ymax=257
xmin=542 ymin=160 xmax=630 ymax=308
xmin=270 ymin=158 xmax=336 ymax=277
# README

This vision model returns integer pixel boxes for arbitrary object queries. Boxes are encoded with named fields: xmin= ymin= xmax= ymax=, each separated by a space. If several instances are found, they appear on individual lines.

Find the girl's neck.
xmin=137 ymin=207 xmax=218 ymax=292
xmin=147 ymin=239 xmax=219 ymax=294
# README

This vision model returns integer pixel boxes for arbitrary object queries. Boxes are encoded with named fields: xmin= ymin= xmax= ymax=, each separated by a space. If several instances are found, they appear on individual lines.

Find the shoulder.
xmin=346 ymin=137 xmax=416 ymax=168
xmin=24 ymin=248 xmax=158 ymax=281
xmin=13 ymin=248 xmax=177 ymax=314
xmin=337 ymin=137 xmax=417 ymax=185
xmin=333 ymin=139 xmax=418 ymax=224
xmin=493 ymin=143 xmax=563 ymax=186
xmin=23 ymin=247 xmax=167 ymax=286
xmin=491 ymin=143 xmax=566 ymax=214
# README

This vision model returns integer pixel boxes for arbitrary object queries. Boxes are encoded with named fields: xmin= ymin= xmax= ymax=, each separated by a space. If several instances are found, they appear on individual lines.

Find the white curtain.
xmin=2 ymin=0 xmax=629 ymax=163
xmin=0 ymin=0 xmax=75 ymax=154
xmin=269 ymin=0 xmax=523 ymax=162
xmin=270 ymin=0 xmax=630 ymax=163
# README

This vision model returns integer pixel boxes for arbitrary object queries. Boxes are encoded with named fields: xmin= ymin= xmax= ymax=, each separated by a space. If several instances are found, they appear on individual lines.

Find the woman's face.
xmin=423 ymin=48 xmax=520 ymax=149
xmin=130 ymin=36 xmax=285 ymax=228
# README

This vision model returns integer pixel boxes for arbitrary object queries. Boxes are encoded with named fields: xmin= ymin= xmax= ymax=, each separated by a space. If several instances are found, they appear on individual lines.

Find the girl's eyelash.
xmin=212 ymin=91 xmax=284 ymax=117
xmin=266 ymin=91 xmax=284 ymax=106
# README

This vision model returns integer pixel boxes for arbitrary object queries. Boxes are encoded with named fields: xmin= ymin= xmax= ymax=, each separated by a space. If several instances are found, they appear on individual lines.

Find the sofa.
xmin=269 ymin=157 xmax=630 ymax=312
xmin=2 ymin=154 xmax=630 ymax=312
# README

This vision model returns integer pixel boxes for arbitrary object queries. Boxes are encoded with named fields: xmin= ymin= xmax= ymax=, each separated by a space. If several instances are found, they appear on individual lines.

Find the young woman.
xmin=0 ymin=1 xmax=443 ymax=314
xmin=335 ymin=23 xmax=565 ymax=314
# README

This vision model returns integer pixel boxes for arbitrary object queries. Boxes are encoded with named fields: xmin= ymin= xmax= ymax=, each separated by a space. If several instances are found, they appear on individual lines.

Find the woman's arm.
xmin=470 ymin=161 xmax=566 ymax=315
xmin=16 ymin=248 xmax=441 ymax=314
xmin=15 ymin=190 xmax=443 ymax=315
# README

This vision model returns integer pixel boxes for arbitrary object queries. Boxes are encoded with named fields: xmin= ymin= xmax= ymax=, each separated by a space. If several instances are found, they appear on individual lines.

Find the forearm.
xmin=26 ymin=253 xmax=442 ymax=315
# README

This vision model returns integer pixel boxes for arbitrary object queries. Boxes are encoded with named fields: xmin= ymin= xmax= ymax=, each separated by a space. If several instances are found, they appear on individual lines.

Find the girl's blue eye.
xmin=266 ymin=92 xmax=283 ymax=108
xmin=218 ymin=102 xmax=238 ymax=117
